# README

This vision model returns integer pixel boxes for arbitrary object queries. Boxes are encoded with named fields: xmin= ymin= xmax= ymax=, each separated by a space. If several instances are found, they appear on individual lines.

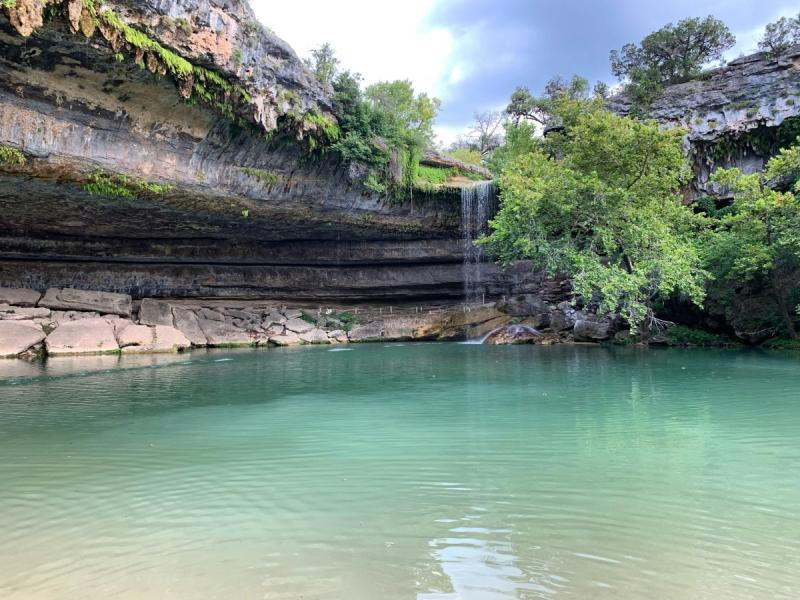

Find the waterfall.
xmin=461 ymin=182 xmax=496 ymax=306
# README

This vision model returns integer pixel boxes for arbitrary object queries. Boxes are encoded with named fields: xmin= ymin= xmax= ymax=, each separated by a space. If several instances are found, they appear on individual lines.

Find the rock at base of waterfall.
xmin=299 ymin=329 xmax=331 ymax=344
xmin=483 ymin=325 xmax=541 ymax=345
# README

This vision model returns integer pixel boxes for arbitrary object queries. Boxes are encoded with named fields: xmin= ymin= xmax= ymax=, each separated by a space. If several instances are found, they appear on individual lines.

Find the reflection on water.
xmin=0 ymin=344 xmax=799 ymax=599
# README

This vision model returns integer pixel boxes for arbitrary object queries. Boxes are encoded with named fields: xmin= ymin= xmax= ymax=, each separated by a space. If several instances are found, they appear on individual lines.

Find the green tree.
xmin=758 ymin=13 xmax=800 ymax=55
xmin=449 ymin=147 xmax=483 ymax=166
xmin=506 ymin=75 xmax=590 ymax=127
xmin=304 ymin=43 xmax=339 ymax=86
xmin=611 ymin=16 xmax=735 ymax=111
xmin=486 ymin=120 xmax=538 ymax=175
xmin=480 ymin=105 xmax=708 ymax=327
xmin=365 ymin=80 xmax=441 ymax=147
xmin=704 ymin=143 xmax=800 ymax=337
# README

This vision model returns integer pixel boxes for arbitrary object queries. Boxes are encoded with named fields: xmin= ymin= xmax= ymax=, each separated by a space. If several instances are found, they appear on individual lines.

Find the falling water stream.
xmin=460 ymin=182 xmax=496 ymax=306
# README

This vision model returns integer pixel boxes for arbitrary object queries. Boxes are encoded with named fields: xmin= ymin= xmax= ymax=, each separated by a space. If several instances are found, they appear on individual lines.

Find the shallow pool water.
xmin=0 ymin=344 xmax=798 ymax=599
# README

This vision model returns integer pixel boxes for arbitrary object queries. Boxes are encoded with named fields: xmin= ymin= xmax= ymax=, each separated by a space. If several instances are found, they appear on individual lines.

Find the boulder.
xmin=152 ymin=326 xmax=192 ymax=353
xmin=172 ymin=307 xmax=208 ymax=346
xmin=138 ymin=299 xmax=175 ymax=327
xmin=496 ymin=294 xmax=551 ymax=317
xmin=284 ymin=317 xmax=314 ymax=334
xmin=483 ymin=324 xmax=540 ymax=345
xmin=573 ymin=319 xmax=612 ymax=342
xmin=348 ymin=322 xmax=384 ymax=342
xmin=0 ymin=305 xmax=51 ymax=320
xmin=414 ymin=307 xmax=508 ymax=341
xmin=0 ymin=321 xmax=46 ymax=358
xmin=117 ymin=324 xmax=154 ymax=352
xmin=283 ymin=308 xmax=303 ymax=319
xmin=0 ymin=287 xmax=41 ymax=307
xmin=197 ymin=319 xmax=254 ymax=347
xmin=44 ymin=317 xmax=120 ymax=356
xmin=40 ymin=288 xmax=132 ymax=317
xmin=299 ymin=328 xmax=330 ymax=344
xmin=327 ymin=330 xmax=349 ymax=344
xmin=269 ymin=331 xmax=303 ymax=346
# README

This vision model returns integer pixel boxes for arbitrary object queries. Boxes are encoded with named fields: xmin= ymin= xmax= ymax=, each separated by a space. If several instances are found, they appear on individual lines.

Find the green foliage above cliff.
xmin=758 ymin=13 xmax=800 ymax=55
xmin=480 ymin=102 xmax=707 ymax=327
xmin=611 ymin=16 xmax=736 ymax=112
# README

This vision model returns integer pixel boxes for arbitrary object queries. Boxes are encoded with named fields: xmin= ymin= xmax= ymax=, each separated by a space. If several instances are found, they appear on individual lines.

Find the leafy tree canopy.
xmin=479 ymin=102 xmax=708 ymax=326
xmin=758 ymin=13 xmax=800 ymax=55
xmin=702 ymin=142 xmax=800 ymax=337
xmin=304 ymin=42 xmax=339 ymax=87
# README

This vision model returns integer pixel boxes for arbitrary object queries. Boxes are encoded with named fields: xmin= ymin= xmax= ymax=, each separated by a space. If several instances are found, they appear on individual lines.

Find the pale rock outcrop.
xmin=483 ymin=325 xmax=541 ymax=345
xmin=172 ymin=307 xmax=208 ymax=346
xmin=197 ymin=319 xmax=253 ymax=347
xmin=299 ymin=328 xmax=330 ymax=344
xmin=40 ymin=288 xmax=132 ymax=317
xmin=44 ymin=317 xmax=120 ymax=356
xmin=284 ymin=317 xmax=314 ymax=334
xmin=269 ymin=331 xmax=302 ymax=346
xmin=0 ymin=287 xmax=41 ymax=307
xmin=138 ymin=299 xmax=175 ymax=327
xmin=0 ymin=320 xmax=46 ymax=358
xmin=0 ymin=305 xmax=50 ymax=320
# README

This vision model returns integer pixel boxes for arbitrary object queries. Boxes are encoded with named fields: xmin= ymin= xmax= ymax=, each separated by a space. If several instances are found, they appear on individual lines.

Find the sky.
xmin=250 ymin=0 xmax=798 ymax=146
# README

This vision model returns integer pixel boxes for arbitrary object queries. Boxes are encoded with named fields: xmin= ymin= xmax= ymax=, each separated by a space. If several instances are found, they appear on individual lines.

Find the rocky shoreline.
xmin=0 ymin=286 xmax=632 ymax=360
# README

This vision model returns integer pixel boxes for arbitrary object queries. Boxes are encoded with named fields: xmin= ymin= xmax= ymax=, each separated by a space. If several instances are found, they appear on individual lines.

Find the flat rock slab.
xmin=197 ymin=319 xmax=254 ymax=347
xmin=0 ymin=305 xmax=51 ymax=320
xmin=0 ymin=288 xmax=42 ymax=307
xmin=172 ymin=307 xmax=208 ymax=346
xmin=138 ymin=299 xmax=175 ymax=327
xmin=284 ymin=317 xmax=314 ymax=334
xmin=41 ymin=288 xmax=132 ymax=317
xmin=118 ymin=324 xmax=190 ymax=354
xmin=45 ymin=317 xmax=120 ymax=356
xmin=0 ymin=321 xmax=46 ymax=358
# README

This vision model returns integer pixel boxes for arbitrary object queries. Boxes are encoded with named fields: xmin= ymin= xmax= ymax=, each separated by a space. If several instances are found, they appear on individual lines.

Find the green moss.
xmin=666 ymin=326 xmax=734 ymax=347
xmin=175 ymin=17 xmax=192 ymax=35
xmin=303 ymin=111 xmax=340 ymax=141
xmin=763 ymin=338 xmax=800 ymax=351
xmin=300 ymin=311 xmax=318 ymax=325
xmin=240 ymin=168 xmax=280 ymax=186
xmin=82 ymin=0 xmax=96 ymax=17
xmin=84 ymin=170 xmax=173 ymax=199
xmin=1 ymin=0 xmax=18 ymax=9
xmin=231 ymin=48 xmax=243 ymax=68
xmin=0 ymin=145 xmax=25 ymax=166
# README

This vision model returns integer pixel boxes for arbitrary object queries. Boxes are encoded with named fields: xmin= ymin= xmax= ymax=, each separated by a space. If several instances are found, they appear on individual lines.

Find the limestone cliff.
xmin=0 ymin=0 xmax=496 ymax=302
xmin=611 ymin=45 xmax=800 ymax=196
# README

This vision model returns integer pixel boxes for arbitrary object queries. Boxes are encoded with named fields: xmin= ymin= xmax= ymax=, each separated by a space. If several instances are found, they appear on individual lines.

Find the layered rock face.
xmin=610 ymin=45 xmax=800 ymax=196
xmin=0 ymin=1 xmax=500 ymax=302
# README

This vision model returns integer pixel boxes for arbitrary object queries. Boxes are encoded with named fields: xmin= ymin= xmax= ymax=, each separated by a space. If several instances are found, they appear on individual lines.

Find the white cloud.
xmin=249 ymin=0 xmax=454 ymax=97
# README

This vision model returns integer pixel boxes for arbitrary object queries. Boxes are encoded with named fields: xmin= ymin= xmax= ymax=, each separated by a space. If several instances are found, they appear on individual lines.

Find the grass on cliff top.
xmin=413 ymin=164 xmax=487 ymax=193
